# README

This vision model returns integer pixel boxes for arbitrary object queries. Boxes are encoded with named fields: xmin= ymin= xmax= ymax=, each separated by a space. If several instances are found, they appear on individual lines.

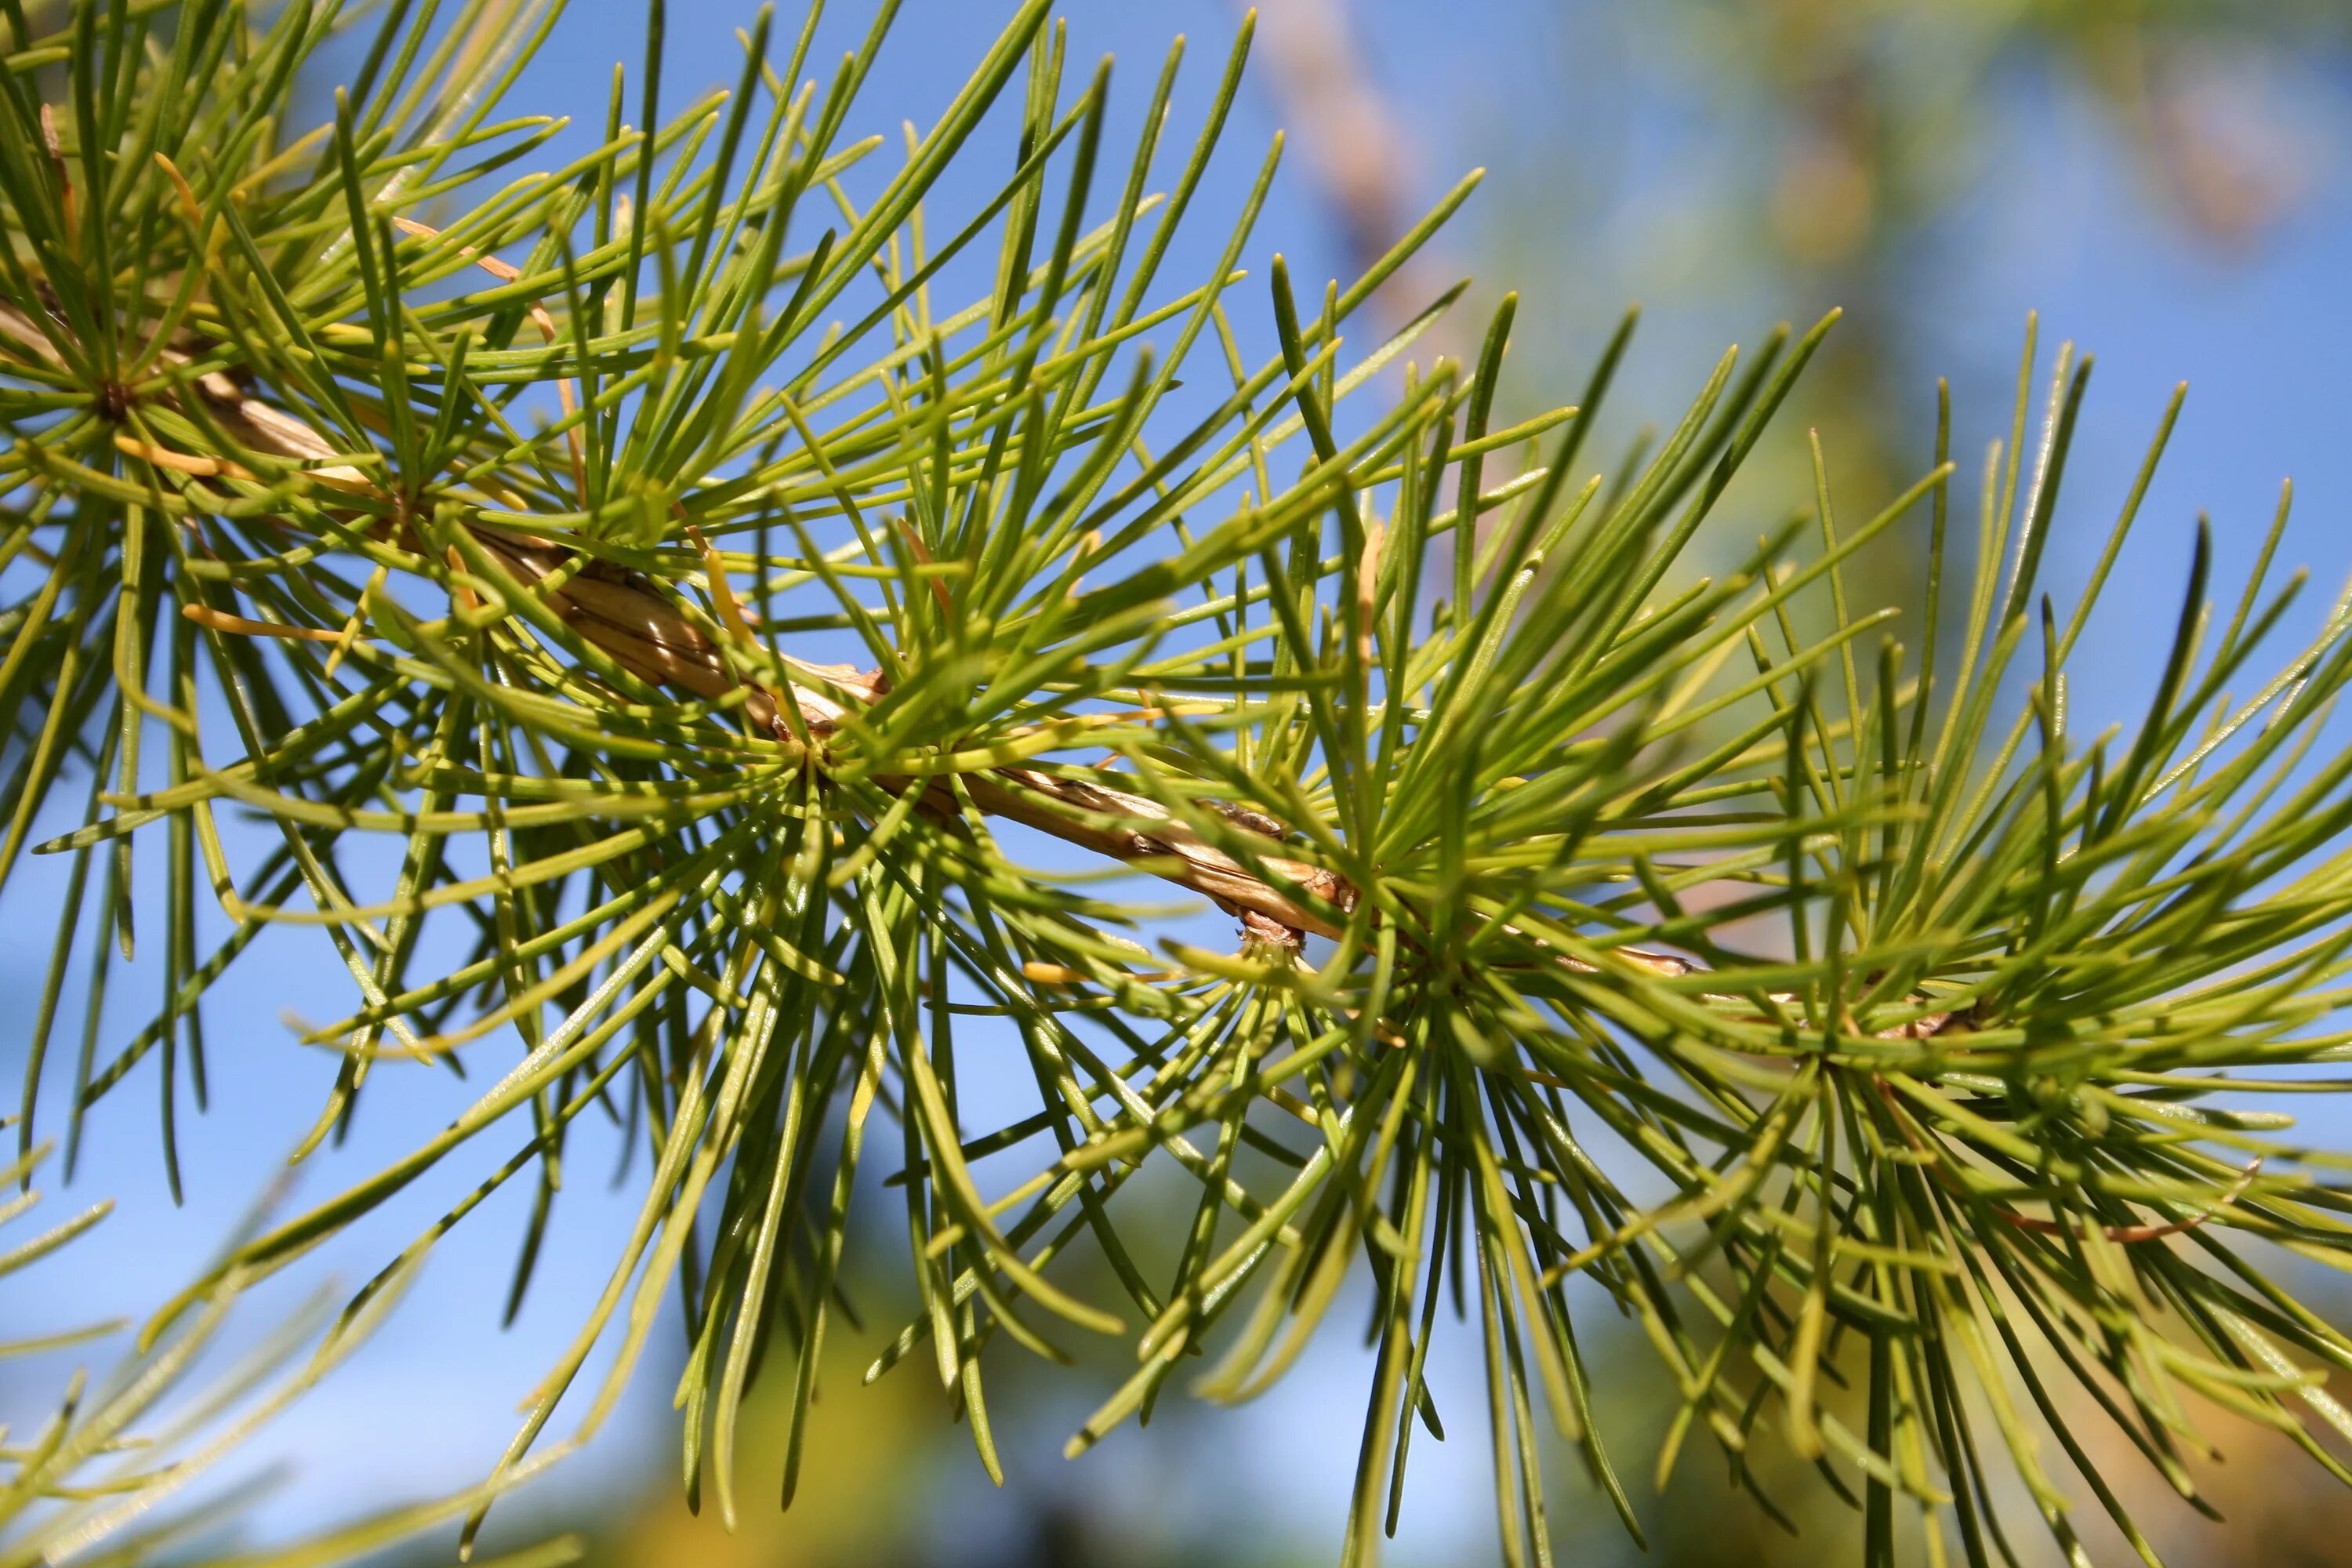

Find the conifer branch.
xmin=9 ymin=5 xmax=2352 ymax=1564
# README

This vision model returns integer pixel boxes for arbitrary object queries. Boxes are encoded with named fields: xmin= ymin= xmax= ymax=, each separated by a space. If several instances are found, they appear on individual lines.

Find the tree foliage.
xmin=5 ymin=2 xmax=2352 ymax=1564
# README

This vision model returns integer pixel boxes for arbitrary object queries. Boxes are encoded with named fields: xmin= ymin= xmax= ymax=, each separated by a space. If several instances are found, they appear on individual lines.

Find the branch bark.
xmin=3 ymin=277 xmax=1964 ymax=1038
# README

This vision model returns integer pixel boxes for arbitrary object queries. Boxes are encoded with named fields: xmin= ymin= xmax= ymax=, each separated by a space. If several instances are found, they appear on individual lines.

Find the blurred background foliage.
xmin=10 ymin=1 xmax=2352 ymax=1564
xmin=1255 ymin=0 xmax=2352 ymax=492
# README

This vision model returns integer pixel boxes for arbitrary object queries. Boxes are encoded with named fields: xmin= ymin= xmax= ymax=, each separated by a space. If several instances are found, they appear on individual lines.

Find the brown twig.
xmin=2 ymin=270 xmax=1951 ymax=1027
